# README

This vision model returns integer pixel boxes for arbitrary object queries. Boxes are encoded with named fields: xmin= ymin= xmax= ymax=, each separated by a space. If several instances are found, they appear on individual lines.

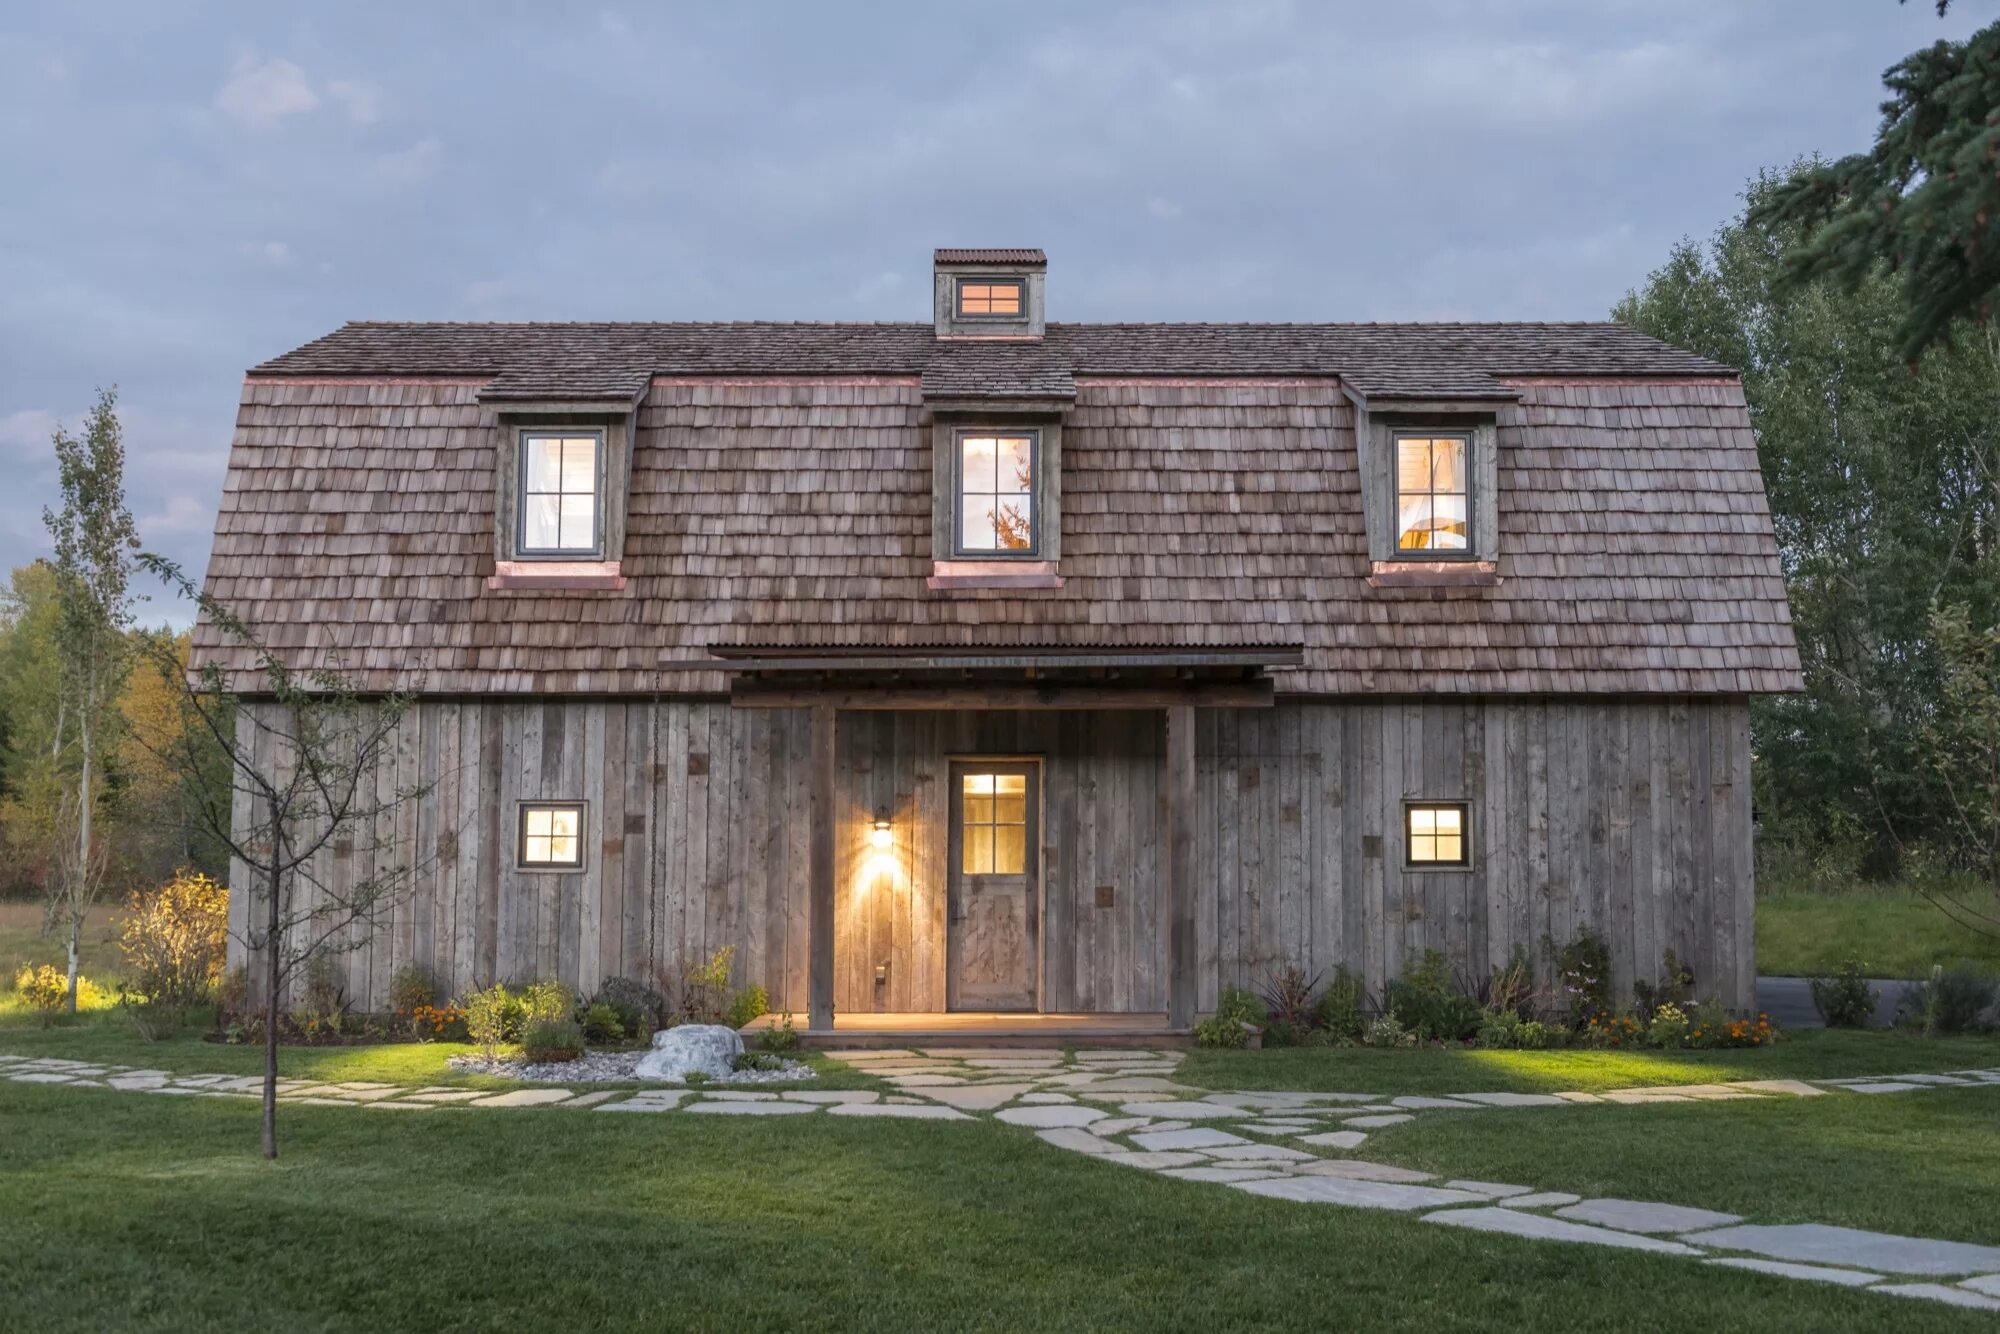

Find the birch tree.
xmin=42 ymin=388 xmax=136 ymax=1011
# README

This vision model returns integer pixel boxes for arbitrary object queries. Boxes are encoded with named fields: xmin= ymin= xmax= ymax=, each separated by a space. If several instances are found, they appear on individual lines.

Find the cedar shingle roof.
xmin=934 ymin=248 xmax=1046 ymax=264
xmin=191 ymin=374 xmax=1801 ymax=697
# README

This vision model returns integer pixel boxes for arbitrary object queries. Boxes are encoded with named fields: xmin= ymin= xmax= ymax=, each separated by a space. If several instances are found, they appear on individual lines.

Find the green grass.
xmin=2 ymin=1081 xmax=1989 ymax=1331
xmin=1178 ymin=1028 xmax=2000 ymax=1096
xmin=1365 ymin=1085 xmax=2000 ymax=1245
xmin=1757 ymin=886 xmax=2000 ymax=977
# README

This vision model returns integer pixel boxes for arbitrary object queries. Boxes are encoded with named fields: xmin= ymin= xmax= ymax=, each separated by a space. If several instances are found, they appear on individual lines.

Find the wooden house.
xmin=193 ymin=247 xmax=1800 ymax=1037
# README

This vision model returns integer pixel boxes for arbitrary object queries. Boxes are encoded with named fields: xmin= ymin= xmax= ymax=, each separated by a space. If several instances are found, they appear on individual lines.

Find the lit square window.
xmin=1405 ymin=802 xmax=1468 ymax=867
xmin=519 ymin=803 xmax=585 ymax=870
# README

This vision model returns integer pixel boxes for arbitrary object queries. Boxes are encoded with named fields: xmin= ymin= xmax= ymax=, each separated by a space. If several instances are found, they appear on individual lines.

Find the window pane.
xmin=963 ymin=775 xmax=996 ymax=796
xmin=550 ymin=808 xmax=580 ymax=838
xmin=993 ymin=497 xmax=1033 ymax=550
xmin=523 ymin=494 xmax=560 ymax=550
xmin=994 ymin=792 xmax=1026 ymax=826
xmin=524 ymin=834 xmax=551 ymax=863
xmin=1411 ymin=835 xmax=1435 ymax=862
xmin=524 ymin=808 xmax=552 ymax=838
xmin=1397 ymin=439 xmax=1432 ymax=495
xmin=1409 ymin=807 xmax=1436 ymax=836
xmin=1430 ymin=438 xmax=1465 ymax=494
xmin=961 ymin=436 xmax=999 ymax=492
xmin=965 ymin=793 xmax=995 ymax=825
xmin=988 ymin=285 xmax=1021 ymax=314
xmin=1436 ymin=835 xmax=1462 ymax=863
xmin=525 ymin=437 xmax=564 ymax=493
xmin=559 ymin=493 xmax=595 ymax=549
xmin=961 ymin=496 xmax=998 ymax=549
xmin=963 ymin=825 xmax=994 ymax=874
xmin=549 ymin=835 xmax=578 ymax=865
xmin=997 ymin=436 xmax=1033 ymax=493
xmin=560 ymin=437 xmax=597 ymax=494
xmin=1433 ymin=807 xmax=1460 ymax=834
xmin=994 ymin=824 xmax=1026 ymax=874
xmin=994 ymin=775 xmax=1025 ymax=795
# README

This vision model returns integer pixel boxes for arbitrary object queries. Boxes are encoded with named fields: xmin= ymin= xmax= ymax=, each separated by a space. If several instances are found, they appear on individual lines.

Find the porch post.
xmin=808 ymin=703 xmax=836 ymax=1030
xmin=1164 ymin=703 xmax=1196 ymax=1029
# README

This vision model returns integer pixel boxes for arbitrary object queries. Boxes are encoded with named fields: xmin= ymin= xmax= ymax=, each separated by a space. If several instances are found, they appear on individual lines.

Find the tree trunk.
xmin=262 ymin=845 xmax=283 ymax=1161
xmin=66 ymin=705 xmax=93 ymax=1015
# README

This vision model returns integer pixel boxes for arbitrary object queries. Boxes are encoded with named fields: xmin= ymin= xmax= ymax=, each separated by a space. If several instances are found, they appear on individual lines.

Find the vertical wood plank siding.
xmin=233 ymin=696 xmax=1755 ymax=1014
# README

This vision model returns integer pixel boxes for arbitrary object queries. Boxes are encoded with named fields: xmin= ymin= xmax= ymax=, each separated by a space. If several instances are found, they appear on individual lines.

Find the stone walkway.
xmin=9 ymin=1048 xmax=2000 ymax=1315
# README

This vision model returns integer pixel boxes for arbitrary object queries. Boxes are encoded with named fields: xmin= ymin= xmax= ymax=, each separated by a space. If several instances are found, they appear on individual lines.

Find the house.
xmin=193 ymin=247 xmax=1801 ymax=1037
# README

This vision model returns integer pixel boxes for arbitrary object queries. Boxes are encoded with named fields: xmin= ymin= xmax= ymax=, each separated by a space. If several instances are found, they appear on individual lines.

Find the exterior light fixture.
xmin=871 ymin=819 xmax=892 ymax=850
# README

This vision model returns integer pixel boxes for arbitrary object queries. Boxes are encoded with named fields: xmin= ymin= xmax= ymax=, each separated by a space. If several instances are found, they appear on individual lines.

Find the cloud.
xmin=137 ymin=495 xmax=214 ymax=541
xmin=376 ymin=136 xmax=443 ymax=182
xmin=327 ymin=79 xmax=384 ymax=124
xmin=0 ymin=409 xmax=63 ymax=458
xmin=214 ymin=53 xmax=319 ymax=130
xmin=239 ymin=240 xmax=294 ymax=267
xmin=1146 ymin=197 xmax=1184 ymax=220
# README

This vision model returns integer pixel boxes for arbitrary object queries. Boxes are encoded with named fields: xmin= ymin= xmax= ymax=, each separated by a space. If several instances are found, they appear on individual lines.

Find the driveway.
xmin=1755 ymin=976 xmax=1910 ymax=1029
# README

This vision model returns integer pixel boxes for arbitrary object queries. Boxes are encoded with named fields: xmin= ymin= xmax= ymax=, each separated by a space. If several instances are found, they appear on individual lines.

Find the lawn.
xmin=3 ymin=1080 xmax=1991 ymax=1332
xmin=1756 ymin=885 xmax=2000 ymax=977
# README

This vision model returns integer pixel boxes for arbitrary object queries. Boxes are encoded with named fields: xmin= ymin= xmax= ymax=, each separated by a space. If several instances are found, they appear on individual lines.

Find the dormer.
xmin=1343 ymin=384 xmax=1511 ymax=590
xmin=933 ymin=248 xmax=1047 ymax=340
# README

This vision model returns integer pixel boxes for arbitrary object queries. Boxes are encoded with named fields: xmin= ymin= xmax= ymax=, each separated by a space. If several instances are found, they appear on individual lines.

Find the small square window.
xmin=1395 ymin=432 xmax=1470 ymax=554
xmin=956 ymin=430 xmax=1038 ymax=554
xmin=956 ymin=278 xmax=1025 ymax=320
xmin=518 ymin=802 xmax=585 ymax=870
xmin=1405 ymin=802 xmax=1469 ymax=868
xmin=518 ymin=431 xmax=603 ymax=556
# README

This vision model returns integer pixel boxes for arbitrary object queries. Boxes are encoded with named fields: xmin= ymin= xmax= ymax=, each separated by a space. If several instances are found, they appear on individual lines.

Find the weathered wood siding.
xmin=230 ymin=696 xmax=1754 ymax=1014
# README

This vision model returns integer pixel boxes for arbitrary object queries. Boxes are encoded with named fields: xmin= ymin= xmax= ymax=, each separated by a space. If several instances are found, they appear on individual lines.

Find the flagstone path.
xmin=8 ymin=1048 xmax=2000 ymax=1315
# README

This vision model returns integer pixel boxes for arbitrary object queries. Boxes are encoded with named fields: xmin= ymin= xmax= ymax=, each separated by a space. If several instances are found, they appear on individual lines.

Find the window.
xmin=1405 ymin=802 xmax=1469 ymax=868
xmin=956 ymin=278 xmax=1025 ymax=319
xmin=518 ymin=431 xmax=603 ymax=556
xmin=962 ymin=773 xmax=1028 ymax=874
xmin=1395 ymin=432 xmax=1469 ymax=553
xmin=518 ymin=802 xmax=585 ymax=870
xmin=956 ymin=430 xmax=1038 ymax=554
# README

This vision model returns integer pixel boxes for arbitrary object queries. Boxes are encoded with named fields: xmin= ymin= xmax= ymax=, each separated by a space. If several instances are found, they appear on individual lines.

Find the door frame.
xmin=944 ymin=754 xmax=1045 ymax=1012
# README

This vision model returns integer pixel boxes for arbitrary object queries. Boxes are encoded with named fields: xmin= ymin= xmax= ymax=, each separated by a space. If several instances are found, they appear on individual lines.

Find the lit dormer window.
xmin=1395 ymin=431 xmax=1470 ymax=553
xmin=518 ymin=430 xmax=603 ymax=557
xmin=956 ymin=430 xmax=1038 ymax=554
xmin=955 ymin=278 xmax=1026 ymax=321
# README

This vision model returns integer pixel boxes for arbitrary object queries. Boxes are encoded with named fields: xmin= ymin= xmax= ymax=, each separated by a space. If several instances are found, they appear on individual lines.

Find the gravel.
xmin=448 ymin=1050 xmax=816 ymax=1086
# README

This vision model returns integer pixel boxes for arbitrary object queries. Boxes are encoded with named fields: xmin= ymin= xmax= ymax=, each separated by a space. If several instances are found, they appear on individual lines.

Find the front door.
xmin=947 ymin=762 xmax=1040 ymax=1011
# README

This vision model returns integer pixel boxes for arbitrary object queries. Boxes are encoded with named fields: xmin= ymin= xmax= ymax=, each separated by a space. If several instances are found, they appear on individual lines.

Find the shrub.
xmin=1897 ymin=965 xmax=1998 ymax=1036
xmin=1549 ymin=931 xmax=1612 ymax=1027
xmin=118 ymin=869 xmax=229 ymax=1024
xmin=726 ymin=984 xmax=770 ymax=1030
xmin=594 ymin=975 xmax=667 ymax=1038
xmin=520 ymin=1016 xmax=585 ymax=1063
xmin=519 ymin=980 xmax=575 ymax=1027
xmin=732 ymin=1051 xmax=788 ymax=1073
xmin=1580 ymin=1013 xmax=1642 ymax=1048
xmin=1257 ymin=964 xmax=1324 ymax=1047
xmin=757 ymin=1012 xmax=799 ymax=1053
xmin=1645 ymin=1002 xmax=1691 ymax=1048
xmin=1386 ymin=950 xmax=1483 ymax=1042
xmin=14 ymin=965 xmax=72 ymax=1026
xmin=1314 ymin=965 xmax=1365 ymax=1043
xmin=1632 ymin=950 xmax=1696 ymax=1024
xmin=659 ymin=945 xmax=738 ymax=1026
xmin=580 ymin=1002 xmax=625 ymax=1044
xmin=1362 ymin=1013 xmax=1416 ymax=1048
xmin=1482 ymin=946 xmax=1539 ymax=1017
xmin=388 ymin=965 xmax=439 ymax=1023
xmin=291 ymin=957 xmax=350 ymax=1040
xmin=1475 ymin=1007 xmax=1565 ymax=1050
xmin=1809 ymin=958 xmax=1877 ymax=1029
xmin=1193 ymin=987 xmax=1264 ymax=1048
xmin=410 ymin=1003 xmax=468 ymax=1042
xmin=213 ymin=964 xmax=250 ymax=1032
xmin=463 ymin=984 xmax=514 ymax=1059
xmin=1684 ymin=998 xmax=1775 ymax=1049
xmin=117 ymin=989 xmax=181 ymax=1041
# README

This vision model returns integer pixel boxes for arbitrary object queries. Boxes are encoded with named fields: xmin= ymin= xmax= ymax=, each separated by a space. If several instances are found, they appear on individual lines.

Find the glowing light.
xmin=871 ymin=820 xmax=892 ymax=850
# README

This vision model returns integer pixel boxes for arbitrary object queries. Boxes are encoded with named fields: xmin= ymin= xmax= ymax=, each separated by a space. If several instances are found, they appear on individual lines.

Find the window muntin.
xmin=519 ymin=431 xmax=603 ymax=556
xmin=519 ymin=802 xmax=584 ymax=870
xmin=956 ymin=431 xmax=1037 ymax=554
xmin=1395 ymin=433 xmax=1470 ymax=553
xmin=1405 ymin=802 xmax=1469 ymax=868
xmin=961 ymin=773 xmax=1028 ymax=874
xmin=956 ymin=278 xmax=1025 ymax=319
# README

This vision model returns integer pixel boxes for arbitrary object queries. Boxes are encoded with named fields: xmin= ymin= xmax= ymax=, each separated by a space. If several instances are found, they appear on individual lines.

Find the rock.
xmin=1131 ymin=1127 xmax=1249 ymax=1151
xmin=1681 ymin=1224 xmax=2000 ymax=1276
xmin=1299 ymin=1131 xmax=1369 ymax=1150
xmin=1425 ymin=1207 xmax=1701 ymax=1254
xmin=634 ymin=1024 xmax=744 ymax=1082
xmin=1556 ymin=1198 xmax=1742 ymax=1234
xmin=994 ymin=1104 xmax=1106 ymax=1129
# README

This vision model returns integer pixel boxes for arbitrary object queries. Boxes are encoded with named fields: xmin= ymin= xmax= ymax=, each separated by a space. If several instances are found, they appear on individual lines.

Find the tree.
xmin=1917 ymin=600 xmax=2000 ymax=937
xmin=137 ymin=556 xmax=429 ymax=1159
xmin=1749 ymin=7 xmax=2000 ymax=360
xmin=1619 ymin=166 xmax=2000 ymax=883
xmin=42 ymin=389 xmax=137 ymax=1012
xmin=0 ymin=564 xmax=68 ymax=897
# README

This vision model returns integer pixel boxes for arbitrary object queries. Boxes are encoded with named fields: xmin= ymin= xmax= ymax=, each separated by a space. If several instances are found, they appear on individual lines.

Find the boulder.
xmin=634 ymin=1024 xmax=743 ymax=1082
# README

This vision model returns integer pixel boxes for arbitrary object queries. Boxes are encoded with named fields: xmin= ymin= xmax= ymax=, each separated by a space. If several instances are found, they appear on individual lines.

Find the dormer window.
xmin=956 ymin=278 xmax=1026 ymax=321
xmin=518 ymin=429 xmax=603 ymax=557
xmin=955 ymin=429 xmax=1038 ymax=555
xmin=1394 ymin=431 xmax=1470 ymax=553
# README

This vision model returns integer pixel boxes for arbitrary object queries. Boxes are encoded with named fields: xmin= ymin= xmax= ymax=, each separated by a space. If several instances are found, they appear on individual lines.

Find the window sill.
xmin=927 ymin=559 xmax=1064 ymax=590
xmin=1367 ymin=560 xmax=1500 ymax=589
xmin=487 ymin=560 xmax=626 ymax=592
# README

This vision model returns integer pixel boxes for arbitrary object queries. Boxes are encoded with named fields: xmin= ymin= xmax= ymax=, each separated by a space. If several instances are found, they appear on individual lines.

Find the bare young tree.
xmin=42 ymin=388 xmax=137 ymax=1012
xmin=138 ymin=555 xmax=430 ymax=1159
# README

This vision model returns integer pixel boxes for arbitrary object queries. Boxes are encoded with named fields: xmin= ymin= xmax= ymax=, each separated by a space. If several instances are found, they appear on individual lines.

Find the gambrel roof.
xmin=193 ymin=317 xmax=1799 ymax=697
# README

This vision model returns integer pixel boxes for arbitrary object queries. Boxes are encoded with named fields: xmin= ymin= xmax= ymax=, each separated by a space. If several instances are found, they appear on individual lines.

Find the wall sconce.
xmin=870 ymin=819 xmax=892 ymax=850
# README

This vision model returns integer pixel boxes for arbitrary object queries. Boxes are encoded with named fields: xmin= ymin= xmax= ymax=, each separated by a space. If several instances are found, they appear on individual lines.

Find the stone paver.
xmin=1729 ymin=1080 xmax=1825 ymax=1098
xmin=1131 ymin=1127 xmax=1248 ymax=1151
xmin=1093 ymin=1151 xmax=1210 ymax=1171
xmin=781 ymin=1090 xmax=879 ymax=1104
xmin=1703 ymin=1258 xmax=1884 ymax=1286
xmin=1557 ymin=1199 xmax=1743 ymax=1234
xmin=827 ymin=1102 xmax=970 ymax=1121
xmin=1876 ymin=1283 xmax=2000 ymax=1311
xmin=1036 ymin=1128 xmax=1119 ymax=1155
xmin=1236 ymin=1175 xmax=1491 ymax=1211
xmin=1116 ymin=1101 xmax=1241 ymax=1119
xmin=1426 ymin=1207 xmax=1702 ymax=1255
xmin=1017 ymin=1092 xmax=1074 ymax=1105
xmin=1451 ymin=1092 xmax=1569 ymax=1108
xmin=1087 ymin=1115 xmax=1152 ymax=1136
xmin=1205 ymin=1143 xmax=1314 ymax=1163
xmin=469 ymin=1089 xmax=572 ymax=1108
xmin=1292 ymin=1159 xmax=1436 ymax=1183
xmin=1840 ymin=1082 xmax=1923 ymax=1094
xmin=1443 ymin=1180 xmax=1533 ymax=1199
xmin=1161 ymin=1166 xmax=1288 ymax=1183
xmin=1298 ymin=1130 xmax=1368 ymax=1150
xmin=684 ymin=1100 xmax=815 ymax=1116
xmin=1682 ymin=1224 xmax=2000 ymax=1277
xmin=1498 ymin=1192 xmax=1581 ymax=1210
xmin=1342 ymin=1114 xmax=1413 ymax=1128
xmin=1391 ymin=1095 xmax=1486 ymax=1110
xmin=1963 ymin=1274 xmax=2000 ymax=1298
xmin=994 ymin=1104 xmax=1105 ymax=1129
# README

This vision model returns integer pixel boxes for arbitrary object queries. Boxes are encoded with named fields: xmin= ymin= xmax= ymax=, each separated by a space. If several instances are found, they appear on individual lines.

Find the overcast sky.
xmin=1 ymin=1 xmax=1986 ymax=626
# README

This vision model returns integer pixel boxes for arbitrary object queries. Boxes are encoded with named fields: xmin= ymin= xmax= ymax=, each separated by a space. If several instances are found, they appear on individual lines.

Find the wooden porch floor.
xmin=740 ymin=1011 xmax=1189 ymax=1050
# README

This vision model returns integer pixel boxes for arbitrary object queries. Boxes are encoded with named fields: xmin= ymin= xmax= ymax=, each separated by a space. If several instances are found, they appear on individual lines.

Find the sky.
xmin=0 ymin=1 xmax=1988 ymax=627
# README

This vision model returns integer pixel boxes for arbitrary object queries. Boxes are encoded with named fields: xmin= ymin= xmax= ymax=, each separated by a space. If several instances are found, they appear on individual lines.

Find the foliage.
xmin=463 ymin=984 xmax=514 ymax=1060
xmin=1547 ymin=931 xmax=1612 ymax=1027
xmin=731 ymin=1051 xmax=789 ymax=1073
xmin=519 ymin=980 xmax=574 ymax=1028
xmin=592 ymin=976 xmax=667 ymax=1038
xmin=291 ymin=957 xmax=351 ymax=1041
xmin=1255 ymin=963 xmax=1323 ymax=1047
xmin=117 ymin=870 xmax=228 ymax=1024
xmin=1193 ymin=987 xmax=1264 ymax=1049
xmin=1361 ymin=1013 xmax=1416 ymax=1048
xmin=213 ymin=965 xmax=249 ymax=1033
xmin=725 ymin=984 xmax=769 ymax=1030
xmin=387 ymin=965 xmax=438 ymax=1023
xmin=1474 ymin=1008 xmax=1566 ymax=1050
xmin=1385 ymin=950 xmax=1483 ymax=1042
xmin=657 ymin=945 xmax=740 ymax=1027
xmin=1897 ymin=963 xmax=1999 ymax=1035
xmin=1584 ymin=999 xmax=1776 ymax=1050
xmin=1914 ymin=603 xmax=2000 ymax=933
xmin=408 ymin=1004 xmax=467 ymax=1042
xmin=580 ymin=1002 xmax=625 ymax=1045
xmin=1809 ymin=958 xmax=1879 ymax=1028
xmin=756 ymin=1012 xmax=799 ymax=1053
xmin=14 ymin=964 xmax=75 ymax=1026
xmin=1480 ymin=946 xmax=1539 ymax=1018
xmin=1747 ymin=14 xmax=2000 ymax=361
xmin=1313 ymin=965 xmax=1365 ymax=1044
xmin=519 ymin=1017 xmax=585 ymax=1064
xmin=1645 ymin=1002 xmax=1692 ymax=1049
xmin=1631 ymin=950 xmax=1696 ymax=1024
